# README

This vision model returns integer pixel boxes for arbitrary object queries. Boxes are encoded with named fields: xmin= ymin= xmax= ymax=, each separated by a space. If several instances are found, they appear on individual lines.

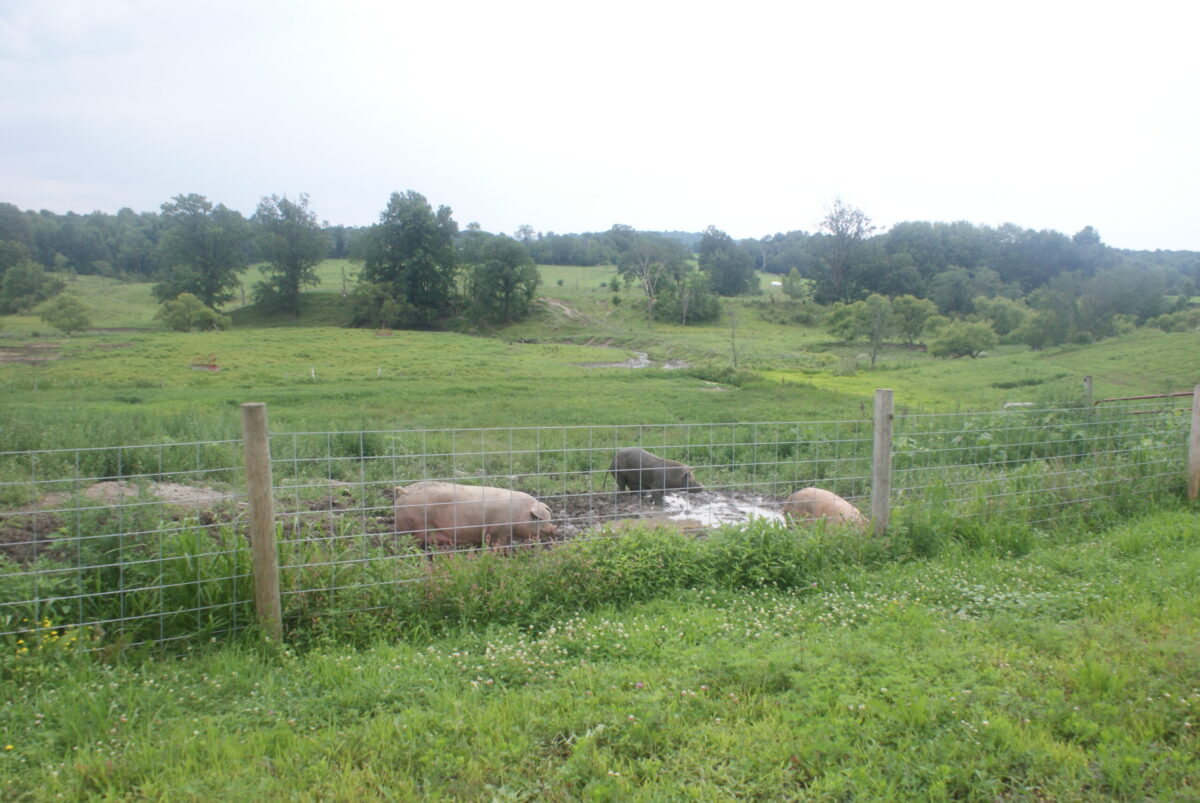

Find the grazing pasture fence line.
xmin=0 ymin=385 xmax=1196 ymax=650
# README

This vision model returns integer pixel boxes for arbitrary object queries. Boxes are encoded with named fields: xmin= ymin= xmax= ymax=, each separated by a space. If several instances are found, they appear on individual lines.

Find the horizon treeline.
xmin=1 ymin=194 xmax=1198 ymax=340
xmin=2 ymin=197 xmax=1197 ymax=292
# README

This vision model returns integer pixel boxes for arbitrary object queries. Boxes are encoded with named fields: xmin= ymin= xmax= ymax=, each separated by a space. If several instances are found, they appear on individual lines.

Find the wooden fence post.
xmin=240 ymin=403 xmax=282 ymax=641
xmin=1189 ymin=385 xmax=1200 ymax=501
xmin=1083 ymin=376 xmax=1093 ymax=408
xmin=872 ymin=389 xmax=894 ymax=536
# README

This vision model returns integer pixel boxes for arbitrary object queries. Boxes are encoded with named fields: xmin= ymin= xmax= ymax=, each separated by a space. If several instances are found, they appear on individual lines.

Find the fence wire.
xmin=892 ymin=399 xmax=1191 ymax=527
xmin=0 ymin=439 xmax=248 ymax=651
xmin=0 ymin=397 xmax=1192 ymax=650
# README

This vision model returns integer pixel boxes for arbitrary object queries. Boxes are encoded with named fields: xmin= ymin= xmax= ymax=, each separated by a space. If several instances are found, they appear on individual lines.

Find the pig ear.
xmin=530 ymin=503 xmax=551 ymax=521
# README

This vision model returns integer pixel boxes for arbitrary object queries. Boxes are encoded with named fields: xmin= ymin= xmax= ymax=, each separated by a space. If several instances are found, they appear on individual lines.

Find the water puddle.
xmin=661 ymin=492 xmax=785 ymax=527
xmin=579 ymin=351 xmax=652 ymax=369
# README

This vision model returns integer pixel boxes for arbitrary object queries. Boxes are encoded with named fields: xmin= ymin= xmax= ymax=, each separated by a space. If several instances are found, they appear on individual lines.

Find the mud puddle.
xmin=661 ymin=491 xmax=785 ymax=527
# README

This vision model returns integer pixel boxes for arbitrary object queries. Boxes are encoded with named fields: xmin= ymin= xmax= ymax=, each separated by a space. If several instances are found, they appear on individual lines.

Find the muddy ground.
xmin=0 ymin=481 xmax=790 ymax=564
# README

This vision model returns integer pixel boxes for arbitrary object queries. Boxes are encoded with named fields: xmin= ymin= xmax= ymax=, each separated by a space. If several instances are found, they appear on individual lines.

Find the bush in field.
xmin=782 ymin=268 xmax=813 ymax=302
xmin=824 ymin=301 xmax=860 ymax=341
xmin=1148 ymin=308 xmax=1200 ymax=332
xmin=824 ymin=294 xmax=895 ymax=366
xmin=929 ymin=320 xmax=997 ymax=358
xmin=155 ymin=293 xmax=232 ymax=331
xmin=36 ymin=294 xmax=91 ymax=334
xmin=656 ymin=271 xmax=721 ymax=325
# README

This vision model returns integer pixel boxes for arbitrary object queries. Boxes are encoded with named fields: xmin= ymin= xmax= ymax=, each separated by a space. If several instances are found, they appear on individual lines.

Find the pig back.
xmin=782 ymin=487 xmax=868 ymax=530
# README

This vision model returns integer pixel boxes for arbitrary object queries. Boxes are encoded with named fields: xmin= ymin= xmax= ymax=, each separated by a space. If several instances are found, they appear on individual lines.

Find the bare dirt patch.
xmin=536 ymin=297 xmax=608 ymax=328
xmin=0 ymin=482 xmax=240 ymax=563
xmin=39 ymin=481 xmax=237 ymax=510
xmin=0 ymin=342 xmax=61 ymax=365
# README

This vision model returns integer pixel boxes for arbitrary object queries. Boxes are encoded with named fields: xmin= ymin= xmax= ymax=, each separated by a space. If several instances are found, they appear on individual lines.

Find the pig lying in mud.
xmin=394 ymin=481 xmax=556 ymax=550
xmin=781 ymin=487 xmax=869 ymax=531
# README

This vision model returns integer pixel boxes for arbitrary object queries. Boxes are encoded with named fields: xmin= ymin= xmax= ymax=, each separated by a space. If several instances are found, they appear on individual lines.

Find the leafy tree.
xmin=154 ymin=293 xmax=232 ymax=331
xmin=514 ymin=225 xmax=536 ymax=244
xmin=356 ymin=191 xmax=458 ymax=329
xmin=823 ymin=295 xmax=895 ymax=365
xmin=610 ymin=228 xmax=689 ymax=327
xmin=759 ymin=230 xmax=820 ymax=278
xmin=0 ymin=240 xmax=32 ymax=278
xmin=527 ymin=231 xmax=612 ymax=266
xmin=153 ymin=194 xmax=250 ymax=308
xmin=1011 ymin=308 xmax=1065 ymax=350
xmin=347 ymin=282 xmax=410 ymax=330
xmin=1026 ymin=273 xmax=1082 ymax=342
xmin=782 ymin=267 xmax=812 ymax=302
xmin=824 ymin=302 xmax=862 ymax=342
xmin=815 ymin=198 xmax=875 ymax=302
xmin=883 ymin=220 xmax=945 ymax=276
xmin=874 ymin=251 xmax=926 ymax=297
xmin=973 ymin=296 xmax=1027 ymax=338
xmin=924 ymin=314 xmax=951 ymax=336
xmin=1077 ymin=264 xmax=1168 ymax=336
xmin=0 ymin=261 xmax=64 ymax=313
xmin=698 ymin=226 xmax=757 ymax=296
xmin=929 ymin=320 xmax=998 ymax=358
xmin=465 ymin=235 xmax=541 ymax=323
xmin=37 ymin=294 xmax=91 ymax=334
xmin=891 ymin=294 xmax=938 ymax=346
xmin=928 ymin=266 xmax=975 ymax=315
xmin=252 ymin=194 xmax=328 ymax=317
xmin=1148 ymin=308 xmax=1200 ymax=332
xmin=857 ymin=294 xmax=895 ymax=367
xmin=0 ymin=202 xmax=32 ymax=247
xmin=656 ymin=270 xmax=720 ymax=325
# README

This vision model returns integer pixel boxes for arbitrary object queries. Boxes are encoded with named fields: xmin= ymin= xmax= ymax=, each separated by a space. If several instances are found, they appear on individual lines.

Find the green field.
xmin=1 ymin=261 xmax=1199 ymax=799
xmin=2 ymin=261 xmax=1198 ymax=450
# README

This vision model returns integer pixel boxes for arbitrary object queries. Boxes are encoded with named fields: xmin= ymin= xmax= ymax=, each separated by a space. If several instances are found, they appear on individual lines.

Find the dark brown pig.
xmin=609 ymin=447 xmax=704 ymax=503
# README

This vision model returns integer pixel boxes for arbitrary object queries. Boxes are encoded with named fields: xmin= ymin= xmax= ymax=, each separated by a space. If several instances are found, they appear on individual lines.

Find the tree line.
xmin=1 ymin=194 xmax=1197 ymax=344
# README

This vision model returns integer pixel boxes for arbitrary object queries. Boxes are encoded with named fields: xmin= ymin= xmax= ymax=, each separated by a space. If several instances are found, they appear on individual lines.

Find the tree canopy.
xmin=463 ymin=234 xmax=541 ymax=324
xmin=354 ymin=191 xmax=458 ymax=329
xmin=253 ymin=194 xmax=328 ymax=317
xmin=609 ymin=226 xmax=690 ymax=328
xmin=698 ymin=226 xmax=757 ymax=297
xmin=153 ymin=194 xmax=251 ymax=308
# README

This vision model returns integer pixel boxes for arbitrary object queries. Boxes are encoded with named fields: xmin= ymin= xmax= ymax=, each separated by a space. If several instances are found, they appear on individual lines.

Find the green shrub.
xmin=155 ymin=293 xmax=232 ymax=331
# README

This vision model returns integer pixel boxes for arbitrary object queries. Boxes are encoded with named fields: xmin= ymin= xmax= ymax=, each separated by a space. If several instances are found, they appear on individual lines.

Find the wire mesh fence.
xmin=1 ymin=392 xmax=1194 ymax=651
xmin=892 ymin=399 xmax=1192 ymax=527
xmin=0 ymin=439 xmax=249 ymax=651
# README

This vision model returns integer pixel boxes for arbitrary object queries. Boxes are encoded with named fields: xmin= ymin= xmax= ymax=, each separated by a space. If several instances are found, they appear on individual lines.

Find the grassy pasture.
xmin=1 ymin=263 xmax=1199 ymax=799
xmin=1 ymin=259 xmax=1197 ymax=451
xmin=1 ymin=508 xmax=1197 ymax=799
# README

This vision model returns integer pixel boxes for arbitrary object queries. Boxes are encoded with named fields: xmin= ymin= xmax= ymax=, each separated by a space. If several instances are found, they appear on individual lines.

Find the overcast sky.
xmin=2 ymin=0 xmax=1197 ymax=250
